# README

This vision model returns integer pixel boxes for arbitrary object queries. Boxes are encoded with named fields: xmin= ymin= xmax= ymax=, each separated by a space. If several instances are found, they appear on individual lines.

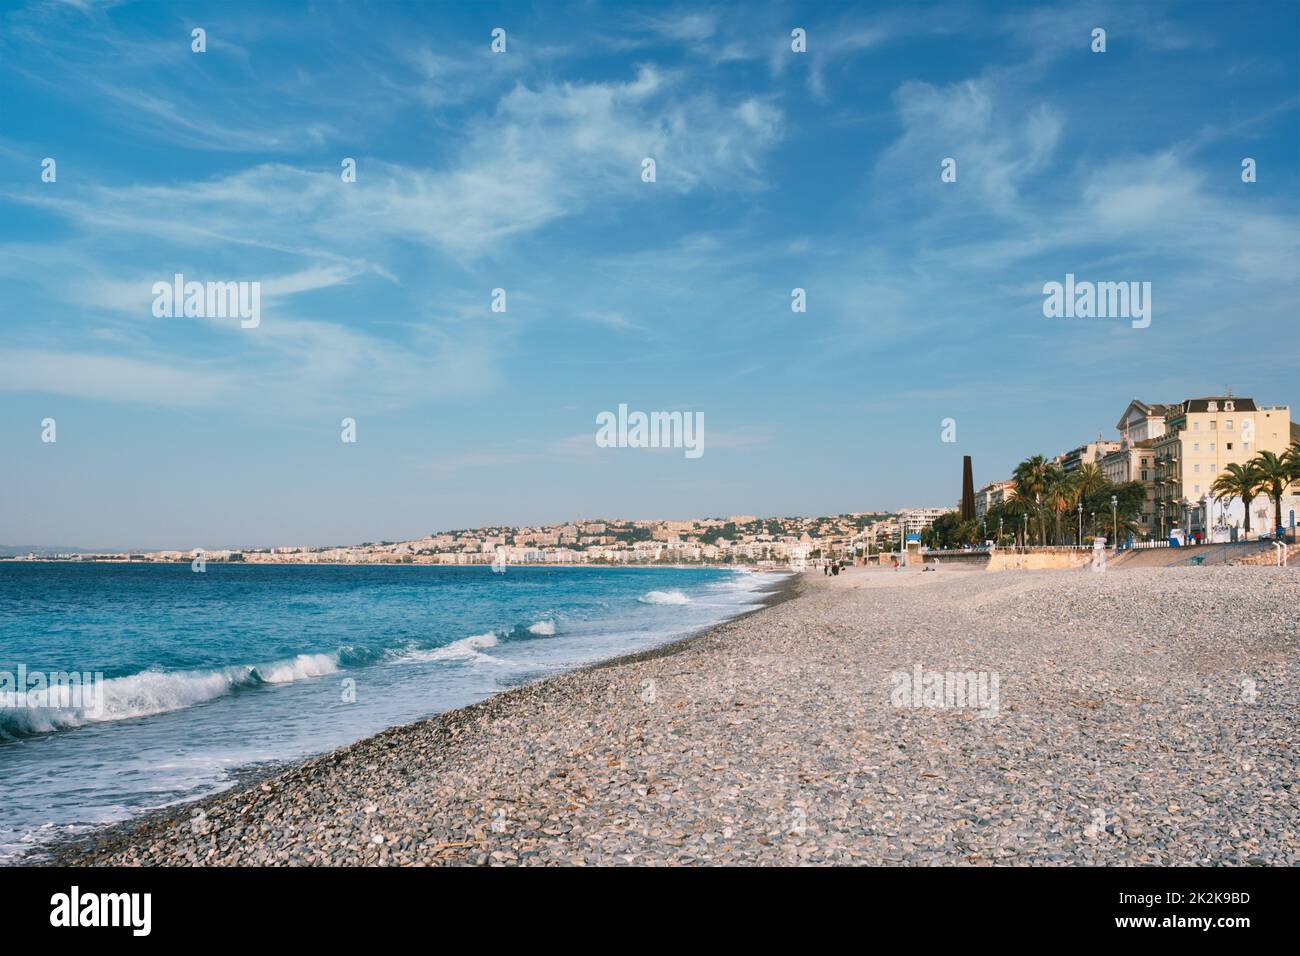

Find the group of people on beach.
xmin=823 ymin=560 xmax=844 ymax=576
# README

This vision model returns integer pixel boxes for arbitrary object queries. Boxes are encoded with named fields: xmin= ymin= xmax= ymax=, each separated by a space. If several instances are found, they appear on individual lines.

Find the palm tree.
xmin=1002 ymin=490 xmax=1035 ymax=548
xmin=1061 ymin=476 xmax=1085 ymax=544
xmin=1097 ymin=510 xmax=1140 ymax=543
xmin=955 ymin=518 xmax=982 ymax=547
xmin=1043 ymin=466 xmax=1073 ymax=545
xmin=1074 ymin=463 xmax=1107 ymax=501
xmin=1249 ymin=450 xmax=1296 ymax=535
xmin=1012 ymin=456 xmax=1051 ymax=545
xmin=1210 ymin=462 xmax=1263 ymax=538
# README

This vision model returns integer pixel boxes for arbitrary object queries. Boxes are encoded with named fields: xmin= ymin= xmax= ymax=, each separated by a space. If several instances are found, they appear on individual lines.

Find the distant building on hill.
xmin=896 ymin=508 xmax=957 ymax=537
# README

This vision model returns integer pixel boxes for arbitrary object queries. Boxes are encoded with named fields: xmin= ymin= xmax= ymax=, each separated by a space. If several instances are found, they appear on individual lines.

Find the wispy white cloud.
xmin=0 ymin=348 xmax=229 ymax=405
xmin=876 ymin=77 xmax=1063 ymax=216
xmin=12 ymin=66 xmax=783 ymax=263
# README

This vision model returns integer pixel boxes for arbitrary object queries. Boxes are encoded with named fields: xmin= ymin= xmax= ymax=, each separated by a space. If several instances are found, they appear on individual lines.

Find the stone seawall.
xmin=985 ymin=550 xmax=1094 ymax=572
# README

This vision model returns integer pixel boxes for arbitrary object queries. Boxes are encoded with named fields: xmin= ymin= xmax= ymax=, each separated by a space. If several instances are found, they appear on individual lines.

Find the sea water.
xmin=0 ymin=562 xmax=775 ymax=861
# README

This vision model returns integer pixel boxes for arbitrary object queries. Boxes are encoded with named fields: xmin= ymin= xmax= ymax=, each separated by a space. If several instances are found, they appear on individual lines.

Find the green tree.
xmin=1012 ymin=455 xmax=1052 ymax=544
xmin=1000 ymin=490 xmax=1035 ymax=547
xmin=924 ymin=511 xmax=963 ymax=549
xmin=1249 ymin=449 xmax=1297 ymax=534
xmin=954 ymin=518 xmax=982 ymax=546
xmin=1074 ymin=462 xmax=1107 ymax=500
xmin=1211 ymin=461 xmax=1264 ymax=537
xmin=1042 ymin=464 xmax=1074 ymax=545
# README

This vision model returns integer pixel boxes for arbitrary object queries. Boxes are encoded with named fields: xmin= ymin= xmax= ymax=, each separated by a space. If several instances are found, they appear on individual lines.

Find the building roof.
xmin=1061 ymin=438 xmax=1121 ymax=461
xmin=1115 ymin=399 xmax=1176 ymax=432
xmin=1173 ymin=397 xmax=1258 ymax=414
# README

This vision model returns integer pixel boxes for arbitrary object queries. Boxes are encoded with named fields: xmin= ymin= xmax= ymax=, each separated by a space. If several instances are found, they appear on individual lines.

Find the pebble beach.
xmin=47 ymin=564 xmax=1299 ymax=866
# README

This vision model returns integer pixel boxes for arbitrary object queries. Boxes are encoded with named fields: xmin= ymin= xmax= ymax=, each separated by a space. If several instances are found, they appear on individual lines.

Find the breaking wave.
xmin=398 ymin=631 xmax=501 ymax=664
xmin=0 ymin=652 xmax=346 ymax=740
xmin=638 ymin=589 xmax=692 ymax=605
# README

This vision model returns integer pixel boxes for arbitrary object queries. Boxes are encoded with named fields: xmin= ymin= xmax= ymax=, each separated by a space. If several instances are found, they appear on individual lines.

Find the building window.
xmin=1194 ymin=464 xmax=1200 ymax=473
xmin=1210 ymin=421 xmax=1217 ymax=430
xmin=1244 ymin=442 xmax=1251 ymax=451
xmin=1193 ymin=443 xmax=1200 ymax=452
xmin=1193 ymin=422 xmax=1200 ymax=431
xmin=1210 ymin=443 xmax=1216 ymax=452
xmin=1226 ymin=443 xmax=1233 ymax=451
xmin=1226 ymin=420 xmax=1233 ymax=429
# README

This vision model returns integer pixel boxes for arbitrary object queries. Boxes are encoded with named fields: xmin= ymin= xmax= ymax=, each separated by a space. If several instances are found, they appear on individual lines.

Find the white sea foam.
xmin=402 ymin=631 xmax=501 ymax=664
xmin=252 ymin=653 xmax=340 ymax=684
xmin=0 ymin=652 xmax=343 ymax=739
xmin=638 ymin=589 xmax=692 ymax=605
xmin=528 ymin=620 xmax=557 ymax=636
xmin=706 ymin=576 xmax=762 ymax=592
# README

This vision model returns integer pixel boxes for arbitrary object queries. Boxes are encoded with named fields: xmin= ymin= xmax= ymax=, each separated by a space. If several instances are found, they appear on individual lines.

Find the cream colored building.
xmin=866 ymin=519 xmax=899 ymax=547
xmin=896 ymin=508 xmax=956 ymax=535
xmin=1152 ymin=397 xmax=1295 ymax=539
xmin=1100 ymin=401 xmax=1175 ymax=538
xmin=1060 ymin=438 xmax=1122 ymax=474
xmin=974 ymin=480 xmax=1015 ymax=521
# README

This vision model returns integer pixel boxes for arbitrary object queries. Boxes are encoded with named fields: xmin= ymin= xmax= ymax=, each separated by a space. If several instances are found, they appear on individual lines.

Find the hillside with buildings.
xmin=10 ymin=394 xmax=1296 ymax=567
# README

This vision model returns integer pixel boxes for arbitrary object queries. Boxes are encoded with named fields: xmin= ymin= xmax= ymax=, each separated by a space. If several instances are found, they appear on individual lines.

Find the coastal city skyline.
xmin=10 ymin=387 xmax=1296 ymax=557
xmin=3 ymin=1 xmax=1298 ymax=549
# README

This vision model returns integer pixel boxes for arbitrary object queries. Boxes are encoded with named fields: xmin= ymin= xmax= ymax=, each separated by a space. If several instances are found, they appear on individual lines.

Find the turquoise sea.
xmin=0 ymin=562 xmax=776 ymax=861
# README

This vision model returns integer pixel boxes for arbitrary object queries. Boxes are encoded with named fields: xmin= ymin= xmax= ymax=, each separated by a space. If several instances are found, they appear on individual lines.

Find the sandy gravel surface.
xmin=48 ymin=564 xmax=1299 ymax=866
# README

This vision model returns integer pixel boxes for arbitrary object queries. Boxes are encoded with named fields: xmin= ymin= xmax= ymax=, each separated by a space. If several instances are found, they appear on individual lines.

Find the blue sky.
xmin=1 ymin=0 xmax=1297 ymax=549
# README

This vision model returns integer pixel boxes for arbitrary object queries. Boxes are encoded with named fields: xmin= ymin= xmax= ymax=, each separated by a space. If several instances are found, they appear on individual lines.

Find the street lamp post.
xmin=1077 ymin=502 xmax=1083 ymax=546
xmin=1111 ymin=494 xmax=1119 ymax=550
